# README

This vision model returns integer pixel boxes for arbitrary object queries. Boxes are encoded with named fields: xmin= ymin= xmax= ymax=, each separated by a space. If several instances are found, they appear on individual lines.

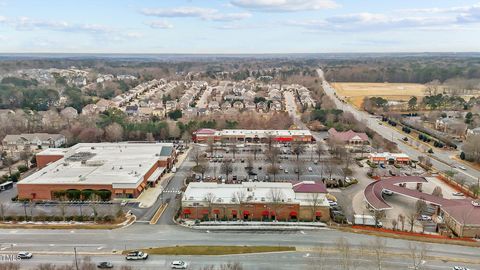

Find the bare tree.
xmin=220 ymin=159 xmax=233 ymax=181
xmin=0 ymin=263 xmax=20 ymax=270
xmin=192 ymin=162 xmax=208 ymax=180
xmin=191 ymin=146 xmax=205 ymax=167
xmin=336 ymin=237 xmax=351 ymax=270
xmin=267 ymin=164 xmax=280 ymax=182
xmin=291 ymin=141 xmax=306 ymax=162
xmin=204 ymin=192 xmax=216 ymax=220
xmin=267 ymin=188 xmax=285 ymax=221
xmin=294 ymin=159 xmax=304 ymax=181
xmin=408 ymin=243 xmax=428 ymax=270
xmin=315 ymin=142 xmax=324 ymax=161
xmin=19 ymin=148 xmax=32 ymax=167
xmin=406 ymin=210 xmax=418 ymax=232
xmin=370 ymin=237 xmax=387 ymax=270
xmin=308 ymin=193 xmax=322 ymax=221
xmin=415 ymin=199 xmax=427 ymax=215
xmin=219 ymin=262 xmax=243 ymax=270
xmin=207 ymin=138 xmax=215 ymax=157
xmin=104 ymin=122 xmax=124 ymax=142
xmin=391 ymin=219 xmax=398 ymax=231
xmin=432 ymin=186 xmax=443 ymax=197
xmin=233 ymin=190 xmax=246 ymax=204
xmin=0 ymin=203 xmax=7 ymax=222
xmin=251 ymin=144 xmax=261 ymax=160
xmin=398 ymin=214 xmax=406 ymax=231
xmin=229 ymin=144 xmax=238 ymax=160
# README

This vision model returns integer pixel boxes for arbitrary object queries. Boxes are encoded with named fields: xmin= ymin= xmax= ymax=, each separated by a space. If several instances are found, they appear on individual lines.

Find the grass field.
xmin=332 ymin=82 xmax=426 ymax=108
xmin=128 ymin=246 xmax=295 ymax=255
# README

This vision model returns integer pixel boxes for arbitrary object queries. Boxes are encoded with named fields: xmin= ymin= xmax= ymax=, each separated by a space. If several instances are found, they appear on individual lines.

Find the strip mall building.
xmin=17 ymin=142 xmax=176 ymax=201
xmin=181 ymin=181 xmax=330 ymax=222
xmin=192 ymin=129 xmax=314 ymax=143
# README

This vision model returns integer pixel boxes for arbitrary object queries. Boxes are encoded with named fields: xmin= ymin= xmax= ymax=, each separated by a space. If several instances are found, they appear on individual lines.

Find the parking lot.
xmin=193 ymin=143 xmax=343 ymax=183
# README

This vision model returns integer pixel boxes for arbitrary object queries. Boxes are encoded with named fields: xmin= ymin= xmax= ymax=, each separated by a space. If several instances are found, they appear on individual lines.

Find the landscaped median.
xmin=0 ymin=213 xmax=135 ymax=230
xmin=124 ymin=245 xmax=295 ymax=256
xmin=336 ymin=225 xmax=480 ymax=247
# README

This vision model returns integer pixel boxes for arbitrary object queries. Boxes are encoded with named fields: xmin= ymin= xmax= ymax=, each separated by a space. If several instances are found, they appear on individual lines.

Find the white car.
xmin=171 ymin=261 xmax=189 ymax=269
xmin=328 ymin=200 xmax=338 ymax=207
xmin=284 ymin=169 xmax=289 ymax=173
xmin=17 ymin=251 xmax=33 ymax=259
xmin=125 ymin=251 xmax=148 ymax=260
xmin=308 ymin=167 xmax=313 ymax=172
xmin=453 ymin=267 xmax=470 ymax=270
xmin=452 ymin=192 xmax=464 ymax=197
xmin=458 ymin=166 xmax=467 ymax=170
xmin=418 ymin=215 xmax=432 ymax=221
xmin=382 ymin=189 xmax=393 ymax=196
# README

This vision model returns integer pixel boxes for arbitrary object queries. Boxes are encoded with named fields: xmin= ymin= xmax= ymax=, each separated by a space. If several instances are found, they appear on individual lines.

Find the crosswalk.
xmin=162 ymin=189 xmax=181 ymax=193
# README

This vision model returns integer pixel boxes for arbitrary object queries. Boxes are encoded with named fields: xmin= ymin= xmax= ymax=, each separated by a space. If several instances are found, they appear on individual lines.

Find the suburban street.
xmin=317 ymin=68 xmax=480 ymax=185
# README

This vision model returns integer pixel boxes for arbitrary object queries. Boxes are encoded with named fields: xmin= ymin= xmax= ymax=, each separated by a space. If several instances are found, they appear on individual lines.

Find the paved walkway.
xmin=133 ymin=147 xmax=191 ymax=208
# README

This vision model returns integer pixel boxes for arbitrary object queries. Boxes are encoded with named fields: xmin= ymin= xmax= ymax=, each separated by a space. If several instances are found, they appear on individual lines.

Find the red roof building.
xmin=328 ymin=128 xmax=369 ymax=145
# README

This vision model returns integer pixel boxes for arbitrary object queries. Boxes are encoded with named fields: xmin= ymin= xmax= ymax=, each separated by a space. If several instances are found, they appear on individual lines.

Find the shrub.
xmin=103 ymin=215 xmax=114 ymax=223
xmin=75 ymin=216 xmax=85 ymax=222
xmin=17 ymin=165 xmax=28 ymax=173
xmin=460 ymin=152 xmax=466 ymax=160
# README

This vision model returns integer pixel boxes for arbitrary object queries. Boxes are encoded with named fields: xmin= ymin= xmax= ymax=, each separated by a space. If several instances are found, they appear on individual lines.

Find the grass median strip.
xmin=125 ymin=246 xmax=295 ymax=255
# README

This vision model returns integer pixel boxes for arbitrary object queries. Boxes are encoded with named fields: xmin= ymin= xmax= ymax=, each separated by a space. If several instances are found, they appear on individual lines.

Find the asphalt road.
xmin=317 ymin=68 xmax=480 ymax=185
xmin=9 ymin=251 xmax=480 ymax=270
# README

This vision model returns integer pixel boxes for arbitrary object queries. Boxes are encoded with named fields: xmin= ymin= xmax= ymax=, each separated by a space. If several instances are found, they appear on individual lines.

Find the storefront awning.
xmin=213 ymin=209 xmax=220 ymax=214
xmin=243 ymin=210 xmax=250 ymax=215
xmin=315 ymin=211 xmax=322 ymax=217
xmin=270 ymin=211 xmax=276 ymax=216
xmin=231 ymin=210 xmax=238 ymax=215
xmin=147 ymin=167 xmax=166 ymax=182
xmin=261 ymin=210 xmax=269 ymax=216
xmin=290 ymin=211 xmax=298 ymax=216
xmin=183 ymin=209 xmax=192 ymax=214
xmin=201 ymin=210 xmax=209 ymax=215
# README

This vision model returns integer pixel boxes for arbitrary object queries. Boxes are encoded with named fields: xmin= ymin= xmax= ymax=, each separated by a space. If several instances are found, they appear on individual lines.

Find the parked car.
xmin=328 ymin=200 xmax=338 ymax=207
xmin=379 ymin=163 xmax=386 ymax=169
xmin=313 ymin=160 xmax=318 ymax=164
xmin=17 ymin=251 xmax=33 ymax=259
xmin=459 ymin=166 xmax=467 ymax=170
xmin=452 ymin=192 xmax=464 ymax=197
xmin=418 ymin=215 xmax=432 ymax=221
xmin=403 ymin=137 xmax=408 ymax=141
xmin=171 ymin=261 xmax=189 ymax=269
xmin=453 ymin=267 xmax=470 ymax=270
xmin=97 ymin=262 xmax=114 ymax=269
xmin=308 ymin=167 xmax=313 ymax=172
xmin=126 ymin=251 xmax=148 ymax=260
xmin=284 ymin=169 xmax=289 ymax=173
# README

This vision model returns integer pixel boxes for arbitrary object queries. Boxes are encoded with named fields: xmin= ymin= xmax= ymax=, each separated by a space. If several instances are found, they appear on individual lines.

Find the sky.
xmin=0 ymin=0 xmax=480 ymax=53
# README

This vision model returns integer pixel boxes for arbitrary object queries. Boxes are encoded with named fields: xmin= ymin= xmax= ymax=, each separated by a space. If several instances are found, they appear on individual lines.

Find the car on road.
xmin=452 ymin=192 xmax=464 ymax=197
xmin=382 ymin=189 xmax=393 ymax=196
xmin=458 ymin=166 xmax=467 ymax=170
xmin=313 ymin=160 xmax=318 ymax=164
xmin=402 ymin=137 xmax=408 ymax=141
xmin=453 ymin=267 xmax=470 ymax=270
xmin=308 ymin=167 xmax=313 ymax=172
xmin=125 ymin=251 xmax=148 ymax=260
xmin=97 ymin=262 xmax=114 ymax=269
xmin=171 ymin=260 xmax=189 ymax=269
xmin=17 ymin=251 xmax=33 ymax=259
xmin=379 ymin=164 xmax=386 ymax=169
xmin=284 ymin=169 xmax=289 ymax=173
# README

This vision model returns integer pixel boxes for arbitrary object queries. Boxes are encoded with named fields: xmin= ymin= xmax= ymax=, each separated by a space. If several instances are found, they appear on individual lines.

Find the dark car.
xmin=97 ymin=262 xmax=114 ymax=269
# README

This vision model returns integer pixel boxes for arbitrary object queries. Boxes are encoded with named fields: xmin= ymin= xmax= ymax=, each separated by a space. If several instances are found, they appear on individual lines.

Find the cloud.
xmin=456 ymin=6 xmax=480 ymax=23
xmin=141 ymin=6 xmax=251 ymax=22
xmin=9 ymin=17 xmax=113 ymax=33
xmin=147 ymin=20 xmax=174 ymax=29
xmin=230 ymin=0 xmax=338 ymax=12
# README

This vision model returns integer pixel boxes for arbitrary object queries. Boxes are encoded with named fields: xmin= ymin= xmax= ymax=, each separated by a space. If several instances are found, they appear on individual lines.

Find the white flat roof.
xmin=183 ymin=182 xmax=297 ymax=204
xmin=21 ymin=143 xmax=173 ymax=188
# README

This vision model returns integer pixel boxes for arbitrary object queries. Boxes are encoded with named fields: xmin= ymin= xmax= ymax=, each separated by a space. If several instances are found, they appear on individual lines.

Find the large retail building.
xmin=192 ymin=129 xmax=313 ymax=143
xmin=17 ymin=142 xmax=176 ymax=201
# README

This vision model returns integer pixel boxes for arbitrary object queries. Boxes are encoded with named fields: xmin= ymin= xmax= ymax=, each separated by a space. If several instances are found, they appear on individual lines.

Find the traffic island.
xmin=124 ymin=245 xmax=295 ymax=255
xmin=181 ymin=220 xmax=328 ymax=231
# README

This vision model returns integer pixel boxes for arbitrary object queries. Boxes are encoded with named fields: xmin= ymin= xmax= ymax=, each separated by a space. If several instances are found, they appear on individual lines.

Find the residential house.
xmin=256 ymin=101 xmax=268 ymax=112
xmin=2 ymin=133 xmax=66 ymax=152
xmin=221 ymin=102 xmax=232 ymax=110
xmin=244 ymin=101 xmax=256 ymax=111
xmin=232 ymin=101 xmax=244 ymax=110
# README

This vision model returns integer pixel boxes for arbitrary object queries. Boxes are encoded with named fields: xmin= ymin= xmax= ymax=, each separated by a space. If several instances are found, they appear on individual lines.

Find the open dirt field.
xmin=332 ymin=82 xmax=426 ymax=108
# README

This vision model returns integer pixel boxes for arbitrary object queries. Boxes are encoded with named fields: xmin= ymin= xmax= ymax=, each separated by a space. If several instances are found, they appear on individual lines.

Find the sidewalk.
xmin=184 ymin=220 xmax=328 ymax=231
xmin=133 ymin=147 xmax=191 ymax=208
